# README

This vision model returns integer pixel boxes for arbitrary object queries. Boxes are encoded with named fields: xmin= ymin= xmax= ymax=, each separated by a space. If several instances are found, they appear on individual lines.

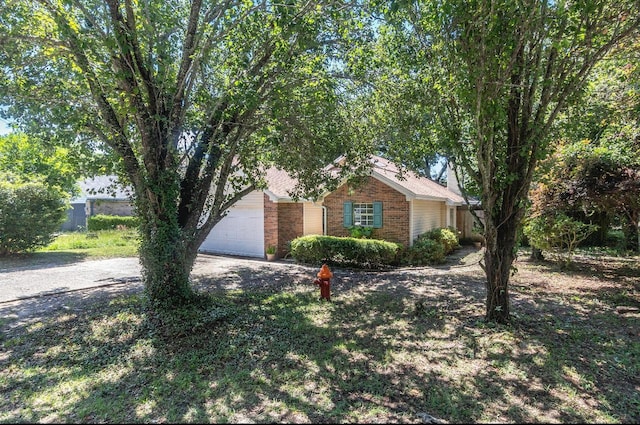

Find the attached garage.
xmin=199 ymin=191 xmax=265 ymax=257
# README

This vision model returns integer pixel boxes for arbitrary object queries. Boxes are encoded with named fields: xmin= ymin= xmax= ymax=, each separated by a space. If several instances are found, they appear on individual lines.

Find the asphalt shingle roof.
xmin=264 ymin=155 xmax=465 ymax=204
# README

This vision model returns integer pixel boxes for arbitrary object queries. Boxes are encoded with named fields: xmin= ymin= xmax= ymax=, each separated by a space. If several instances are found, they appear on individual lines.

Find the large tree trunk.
xmin=483 ymin=215 xmax=520 ymax=323
xmin=136 ymin=171 xmax=198 ymax=309
xmin=139 ymin=222 xmax=197 ymax=309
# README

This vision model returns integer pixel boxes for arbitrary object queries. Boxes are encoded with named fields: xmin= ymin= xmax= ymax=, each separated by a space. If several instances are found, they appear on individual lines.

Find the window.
xmin=354 ymin=203 xmax=374 ymax=227
xmin=343 ymin=201 xmax=383 ymax=228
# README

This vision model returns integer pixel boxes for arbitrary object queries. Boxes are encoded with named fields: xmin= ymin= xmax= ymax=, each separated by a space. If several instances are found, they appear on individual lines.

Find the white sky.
xmin=0 ymin=117 xmax=12 ymax=135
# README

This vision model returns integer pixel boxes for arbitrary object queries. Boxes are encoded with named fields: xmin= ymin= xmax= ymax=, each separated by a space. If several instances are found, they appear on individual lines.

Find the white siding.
xmin=303 ymin=202 xmax=324 ymax=235
xmin=199 ymin=191 xmax=265 ymax=257
xmin=447 ymin=207 xmax=456 ymax=228
xmin=411 ymin=200 xmax=444 ymax=242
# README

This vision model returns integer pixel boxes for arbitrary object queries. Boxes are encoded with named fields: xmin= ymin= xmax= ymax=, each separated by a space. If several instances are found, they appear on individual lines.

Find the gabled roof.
xmin=76 ymin=157 xmax=465 ymax=205
xmin=72 ymin=175 xmax=133 ymax=202
xmin=264 ymin=155 xmax=466 ymax=205
xmin=263 ymin=168 xmax=300 ymax=201
xmin=368 ymin=156 xmax=465 ymax=205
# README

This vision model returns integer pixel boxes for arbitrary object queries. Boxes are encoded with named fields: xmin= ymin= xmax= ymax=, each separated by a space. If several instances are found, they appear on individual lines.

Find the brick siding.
xmin=323 ymin=176 xmax=410 ymax=247
xmin=264 ymin=194 xmax=279 ymax=257
xmin=277 ymin=203 xmax=304 ymax=257
xmin=263 ymin=195 xmax=305 ymax=258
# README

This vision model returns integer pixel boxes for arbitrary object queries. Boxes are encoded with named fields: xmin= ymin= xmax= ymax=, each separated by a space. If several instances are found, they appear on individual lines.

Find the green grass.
xmin=1 ymin=249 xmax=638 ymax=423
xmin=37 ymin=230 xmax=140 ymax=258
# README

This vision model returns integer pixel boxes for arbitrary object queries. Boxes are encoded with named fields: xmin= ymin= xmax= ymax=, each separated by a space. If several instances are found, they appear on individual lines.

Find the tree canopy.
xmin=2 ymin=0 xmax=639 ymax=320
xmin=0 ymin=132 xmax=87 ymax=195
xmin=363 ymin=0 xmax=640 ymax=322
xmin=0 ymin=0 xmax=369 ymax=308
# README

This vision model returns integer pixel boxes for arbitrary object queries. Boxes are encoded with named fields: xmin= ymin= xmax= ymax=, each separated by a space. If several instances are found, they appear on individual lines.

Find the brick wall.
xmin=264 ymin=194 xmax=279 ymax=257
xmin=87 ymin=200 xmax=135 ymax=217
xmin=278 ymin=203 xmax=304 ymax=257
xmin=323 ymin=176 xmax=410 ymax=247
xmin=263 ymin=195 xmax=305 ymax=258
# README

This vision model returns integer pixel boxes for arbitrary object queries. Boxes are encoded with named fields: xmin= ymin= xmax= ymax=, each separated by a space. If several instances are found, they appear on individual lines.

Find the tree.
xmin=374 ymin=0 xmax=640 ymax=322
xmin=523 ymin=212 xmax=598 ymax=267
xmin=530 ymin=140 xmax=640 ymax=252
xmin=0 ymin=133 xmax=85 ymax=196
xmin=542 ymin=38 xmax=640 ymax=251
xmin=0 ymin=1 xmax=365 ymax=309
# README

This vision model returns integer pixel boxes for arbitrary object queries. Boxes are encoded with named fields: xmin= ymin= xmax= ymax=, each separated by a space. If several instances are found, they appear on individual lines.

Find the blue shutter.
xmin=343 ymin=201 xmax=353 ymax=227
xmin=373 ymin=201 xmax=383 ymax=228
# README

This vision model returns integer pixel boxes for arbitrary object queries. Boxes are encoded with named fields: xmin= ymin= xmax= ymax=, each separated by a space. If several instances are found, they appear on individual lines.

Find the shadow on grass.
xmin=0 ymin=251 xmax=89 ymax=272
xmin=514 ymin=253 xmax=640 ymax=311
xmin=1 ymin=258 xmax=638 ymax=423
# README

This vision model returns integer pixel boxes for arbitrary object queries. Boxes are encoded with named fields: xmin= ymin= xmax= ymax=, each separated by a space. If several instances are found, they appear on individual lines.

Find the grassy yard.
xmin=0 ymin=230 xmax=139 ymax=270
xmin=37 ymin=229 xmax=140 ymax=258
xmin=0 ymin=246 xmax=638 ymax=423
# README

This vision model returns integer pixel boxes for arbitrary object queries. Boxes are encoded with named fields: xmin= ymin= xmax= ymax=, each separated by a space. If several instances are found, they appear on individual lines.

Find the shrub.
xmin=402 ymin=227 xmax=460 ymax=266
xmin=402 ymin=234 xmax=446 ymax=265
xmin=423 ymin=227 xmax=460 ymax=254
xmin=523 ymin=213 xmax=598 ymax=266
xmin=348 ymin=225 xmax=373 ymax=239
xmin=0 ymin=181 xmax=68 ymax=255
xmin=289 ymin=235 xmax=402 ymax=268
xmin=88 ymin=214 xmax=139 ymax=231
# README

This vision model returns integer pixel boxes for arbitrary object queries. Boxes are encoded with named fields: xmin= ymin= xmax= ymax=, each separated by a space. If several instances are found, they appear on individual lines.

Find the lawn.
xmin=38 ymin=229 xmax=140 ymax=258
xmin=0 ymin=230 xmax=139 ymax=270
xmin=0 ymin=246 xmax=638 ymax=423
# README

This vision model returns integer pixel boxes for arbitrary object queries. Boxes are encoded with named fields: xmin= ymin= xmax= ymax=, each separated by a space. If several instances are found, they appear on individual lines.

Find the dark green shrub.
xmin=402 ymin=235 xmax=446 ymax=265
xmin=289 ymin=235 xmax=401 ymax=268
xmin=402 ymin=227 xmax=461 ymax=266
xmin=0 ymin=181 xmax=68 ymax=255
xmin=88 ymin=214 xmax=140 ymax=231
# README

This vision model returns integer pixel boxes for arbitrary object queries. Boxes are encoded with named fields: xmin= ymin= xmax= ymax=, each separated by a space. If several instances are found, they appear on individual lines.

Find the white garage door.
xmin=199 ymin=191 xmax=265 ymax=258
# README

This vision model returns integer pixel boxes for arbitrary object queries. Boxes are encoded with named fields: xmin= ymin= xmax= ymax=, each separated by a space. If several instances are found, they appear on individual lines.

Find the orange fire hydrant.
xmin=314 ymin=263 xmax=333 ymax=301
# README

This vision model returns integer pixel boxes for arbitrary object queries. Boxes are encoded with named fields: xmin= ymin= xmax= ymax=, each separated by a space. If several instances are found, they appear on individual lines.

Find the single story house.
xmin=199 ymin=155 xmax=473 ymax=259
xmin=62 ymin=157 xmax=475 ymax=256
xmin=61 ymin=176 xmax=135 ymax=231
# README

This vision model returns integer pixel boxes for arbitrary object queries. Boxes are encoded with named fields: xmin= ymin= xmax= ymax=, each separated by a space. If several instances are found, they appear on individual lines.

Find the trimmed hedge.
xmin=290 ymin=235 xmax=402 ymax=269
xmin=88 ymin=214 xmax=139 ymax=231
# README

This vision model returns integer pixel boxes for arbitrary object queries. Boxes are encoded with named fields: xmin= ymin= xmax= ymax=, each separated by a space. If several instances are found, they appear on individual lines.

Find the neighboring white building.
xmin=61 ymin=176 xmax=134 ymax=230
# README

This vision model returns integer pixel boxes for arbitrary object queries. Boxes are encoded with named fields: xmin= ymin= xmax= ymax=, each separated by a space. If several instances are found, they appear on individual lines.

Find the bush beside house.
xmin=87 ymin=214 xmax=139 ymax=231
xmin=402 ymin=227 xmax=460 ymax=266
xmin=290 ymin=227 xmax=461 ymax=269
xmin=290 ymin=235 xmax=402 ymax=269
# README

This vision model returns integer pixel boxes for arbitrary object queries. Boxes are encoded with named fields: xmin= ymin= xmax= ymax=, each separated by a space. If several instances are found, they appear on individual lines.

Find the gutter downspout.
xmin=322 ymin=206 xmax=328 ymax=235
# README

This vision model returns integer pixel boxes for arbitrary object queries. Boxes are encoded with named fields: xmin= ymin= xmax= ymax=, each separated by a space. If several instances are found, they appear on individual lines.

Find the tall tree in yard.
xmin=376 ymin=0 xmax=640 ymax=322
xmin=0 ymin=0 xmax=364 ymax=309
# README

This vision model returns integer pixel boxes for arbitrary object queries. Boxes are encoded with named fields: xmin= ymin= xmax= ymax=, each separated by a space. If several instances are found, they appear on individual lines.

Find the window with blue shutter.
xmin=343 ymin=201 xmax=353 ymax=227
xmin=343 ymin=201 xmax=383 ymax=228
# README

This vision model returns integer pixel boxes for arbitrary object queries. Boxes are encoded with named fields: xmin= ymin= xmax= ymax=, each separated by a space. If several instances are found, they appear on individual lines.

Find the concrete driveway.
xmin=0 ymin=254 xmax=323 ymax=304
xmin=0 ymin=257 xmax=143 ymax=303
xmin=0 ymin=248 xmax=483 ymax=335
